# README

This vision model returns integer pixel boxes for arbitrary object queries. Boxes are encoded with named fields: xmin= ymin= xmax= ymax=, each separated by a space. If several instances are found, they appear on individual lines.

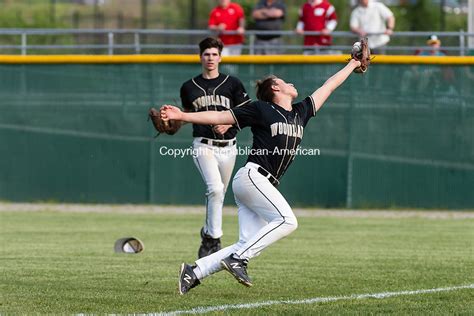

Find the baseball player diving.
xmin=180 ymin=37 xmax=251 ymax=259
xmin=161 ymin=51 xmax=365 ymax=294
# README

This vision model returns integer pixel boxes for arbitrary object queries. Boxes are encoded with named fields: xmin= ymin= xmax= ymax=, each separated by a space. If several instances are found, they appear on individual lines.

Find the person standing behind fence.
xmin=415 ymin=35 xmax=446 ymax=56
xmin=350 ymin=0 xmax=395 ymax=54
xmin=295 ymin=0 xmax=338 ymax=55
xmin=208 ymin=0 xmax=246 ymax=56
xmin=252 ymin=0 xmax=286 ymax=55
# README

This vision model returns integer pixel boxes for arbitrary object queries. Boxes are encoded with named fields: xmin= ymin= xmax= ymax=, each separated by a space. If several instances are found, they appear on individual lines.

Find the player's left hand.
xmin=213 ymin=124 xmax=232 ymax=135
xmin=160 ymin=105 xmax=183 ymax=121
xmin=351 ymin=38 xmax=371 ymax=73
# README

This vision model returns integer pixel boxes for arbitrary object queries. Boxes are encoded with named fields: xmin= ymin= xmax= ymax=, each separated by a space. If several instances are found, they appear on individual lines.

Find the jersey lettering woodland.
xmin=230 ymin=96 xmax=317 ymax=180
xmin=181 ymin=73 xmax=250 ymax=140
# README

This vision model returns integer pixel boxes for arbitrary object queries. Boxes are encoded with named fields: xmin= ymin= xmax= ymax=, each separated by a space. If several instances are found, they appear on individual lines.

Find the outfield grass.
xmin=0 ymin=209 xmax=473 ymax=314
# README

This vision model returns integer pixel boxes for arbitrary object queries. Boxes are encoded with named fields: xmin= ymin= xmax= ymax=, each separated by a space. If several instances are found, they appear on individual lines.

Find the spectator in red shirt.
xmin=208 ymin=0 xmax=246 ymax=56
xmin=295 ymin=0 xmax=338 ymax=55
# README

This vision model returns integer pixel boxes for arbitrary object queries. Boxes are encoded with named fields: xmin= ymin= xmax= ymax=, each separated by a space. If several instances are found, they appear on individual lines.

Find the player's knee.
xmin=206 ymin=183 xmax=225 ymax=199
xmin=284 ymin=215 xmax=298 ymax=233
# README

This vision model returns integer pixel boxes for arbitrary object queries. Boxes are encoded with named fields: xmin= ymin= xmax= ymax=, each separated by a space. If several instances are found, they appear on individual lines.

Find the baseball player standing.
xmin=180 ymin=37 xmax=251 ymax=259
xmin=162 ymin=57 xmax=363 ymax=294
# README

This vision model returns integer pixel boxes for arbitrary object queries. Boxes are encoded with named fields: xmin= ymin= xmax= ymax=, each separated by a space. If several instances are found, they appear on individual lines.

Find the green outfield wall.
xmin=0 ymin=55 xmax=473 ymax=209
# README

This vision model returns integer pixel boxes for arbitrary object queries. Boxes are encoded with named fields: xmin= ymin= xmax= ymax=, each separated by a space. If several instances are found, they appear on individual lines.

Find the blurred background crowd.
xmin=0 ymin=0 xmax=472 ymax=55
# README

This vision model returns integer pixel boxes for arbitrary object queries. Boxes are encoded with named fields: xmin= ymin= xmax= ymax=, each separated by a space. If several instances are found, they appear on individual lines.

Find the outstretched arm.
xmin=311 ymin=59 xmax=361 ymax=112
xmin=161 ymin=105 xmax=236 ymax=125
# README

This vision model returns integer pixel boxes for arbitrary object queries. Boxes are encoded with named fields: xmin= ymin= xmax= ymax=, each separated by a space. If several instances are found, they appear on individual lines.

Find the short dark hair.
xmin=256 ymin=75 xmax=277 ymax=103
xmin=199 ymin=37 xmax=224 ymax=55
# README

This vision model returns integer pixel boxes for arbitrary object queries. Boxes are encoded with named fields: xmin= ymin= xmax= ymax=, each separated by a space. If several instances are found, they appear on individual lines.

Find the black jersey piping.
xmin=236 ymin=169 xmax=286 ymax=257
xmin=229 ymin=109 xmax=241 ymax=130
xmin=191 ymin=78 xmax=207 ymax=101
xmin=192 ymin=76 xmax=218 ymax=138
xmin=212 ymin=75 xmax=229 ymax=96
xmin=280 ymin=112 xmax=300 ymax=178
xmin=235 ymin=98 xmax=251 ymax=107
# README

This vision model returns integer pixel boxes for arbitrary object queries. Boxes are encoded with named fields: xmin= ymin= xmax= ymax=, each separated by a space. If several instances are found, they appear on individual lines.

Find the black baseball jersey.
xmin=180 ymin=73 xmax=251 ymax=140
xmin=230 ymin=96 xmax=317 ymax=180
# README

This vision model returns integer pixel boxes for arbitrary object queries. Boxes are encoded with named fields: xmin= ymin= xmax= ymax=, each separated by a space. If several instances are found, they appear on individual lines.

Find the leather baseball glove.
xmin=351 ymin=37 xmax=371 ymax=74
xmin=148 ymin=107 xmax=182 ymax=136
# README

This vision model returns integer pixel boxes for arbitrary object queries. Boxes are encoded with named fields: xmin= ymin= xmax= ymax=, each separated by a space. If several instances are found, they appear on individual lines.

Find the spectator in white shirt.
xmin=350 ymin=0 xmax=395 ymax=54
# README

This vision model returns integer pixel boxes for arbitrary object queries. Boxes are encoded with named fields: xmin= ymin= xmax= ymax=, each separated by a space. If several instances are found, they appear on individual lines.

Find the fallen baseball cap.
xmin=114 ymin=237 xmax=144 ymax=253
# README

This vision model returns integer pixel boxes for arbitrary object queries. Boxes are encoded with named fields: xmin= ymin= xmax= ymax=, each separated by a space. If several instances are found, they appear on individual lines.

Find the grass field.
xmin=0 ymin=205 xmax=473 ymax=314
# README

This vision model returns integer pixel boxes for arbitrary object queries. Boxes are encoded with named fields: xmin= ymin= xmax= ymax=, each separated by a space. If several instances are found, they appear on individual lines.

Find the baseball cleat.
xmin=198 ymin=227 xmax=222 ymax=259
xmin=178 ymin=263 xmax=200 ymax=295
xmin=220 ymin=254 xmax=253 ymax=287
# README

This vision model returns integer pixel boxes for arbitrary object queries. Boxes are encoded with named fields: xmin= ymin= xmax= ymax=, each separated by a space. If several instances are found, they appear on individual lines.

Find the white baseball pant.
xmin=192 ymin=137 xmax=237 ymax=239
xmin=195 ymin=162 xmax=298 ymax=278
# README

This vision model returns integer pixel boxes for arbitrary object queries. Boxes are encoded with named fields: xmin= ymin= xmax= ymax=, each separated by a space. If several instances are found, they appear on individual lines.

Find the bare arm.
xmin=385 ymin=16 xmax=395 ymax=34
xmin=209 ymin=24 xmax=226 ymax=32
xmin=237 ymin=17 xmax=245 ymax=34
xmin=252 ymin=8 xmax=267 ymax=20
xmin=351 ymin=26 xmax=366 ymax=37
xmin=253 ymin=7 xmax=284 ymax=19
xmin=311 ymin=59 xmax=361 ymax=112
xmin=161 ymin=105 xmax=236 ymax=125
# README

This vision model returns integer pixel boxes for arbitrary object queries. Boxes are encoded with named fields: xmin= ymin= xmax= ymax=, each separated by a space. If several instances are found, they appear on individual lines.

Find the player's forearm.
xmin=181 ymin=111 xmax=235 ymax=125
xmin=311 ymin=60 xmax=360 ymax=111
xmin=324 ymin=60 xmax=359 ymax=91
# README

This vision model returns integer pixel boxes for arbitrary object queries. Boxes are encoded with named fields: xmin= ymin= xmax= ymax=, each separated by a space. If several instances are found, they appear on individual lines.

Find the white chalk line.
xmin=153 ymin=284 xmax=474 ymax=316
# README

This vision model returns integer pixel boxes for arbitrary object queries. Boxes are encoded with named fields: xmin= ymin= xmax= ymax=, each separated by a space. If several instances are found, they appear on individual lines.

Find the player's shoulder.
xmin=226 ymin=74 xmax=244 ymax=84
xmin=218 ymin=74 xmax=244 ymax=90
xmin=251 ymin=100 xmax=271 ymax=110
xmin=235 ymin=99 xmax=263 ymax=109
xmin=181 ymin=75 xmax=201 ymax=91
xmin=293 ymin=96 xmax=314 ymax=109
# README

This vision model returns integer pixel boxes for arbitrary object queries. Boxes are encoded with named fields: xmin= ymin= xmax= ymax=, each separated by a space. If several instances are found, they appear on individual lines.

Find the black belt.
xmin=257 ymin=167 xmax=280 ymax=187
xmin=201 ymin=138 xmax=236 ymax=147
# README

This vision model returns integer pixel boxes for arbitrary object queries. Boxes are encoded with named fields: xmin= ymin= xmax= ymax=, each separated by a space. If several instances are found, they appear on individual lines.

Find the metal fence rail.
xmin=0 ymin=29 xmax=473 ymax=55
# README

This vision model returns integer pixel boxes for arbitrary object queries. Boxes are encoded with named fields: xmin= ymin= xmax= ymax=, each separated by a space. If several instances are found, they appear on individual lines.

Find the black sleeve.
xmin=293 ymin=96 xmax=317 ymax=127
xmin=230 ymin=101 xmax=261 ymax=130
xmin=180 ymin=84 xmax=193 ymax=112
xmin=231 ymin=77 xmax=251 ymax=107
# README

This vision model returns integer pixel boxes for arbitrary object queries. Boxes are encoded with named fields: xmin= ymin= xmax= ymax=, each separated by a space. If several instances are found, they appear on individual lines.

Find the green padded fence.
xmin=0 ymin=61 xmax=473 ymax=209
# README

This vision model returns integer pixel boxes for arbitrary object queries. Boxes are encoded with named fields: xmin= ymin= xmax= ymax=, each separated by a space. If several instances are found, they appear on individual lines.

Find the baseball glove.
xmin=351 ymin=37 xmax=371 ymax=74
xmin=148 ymin=107 xmax=182 ymax=136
